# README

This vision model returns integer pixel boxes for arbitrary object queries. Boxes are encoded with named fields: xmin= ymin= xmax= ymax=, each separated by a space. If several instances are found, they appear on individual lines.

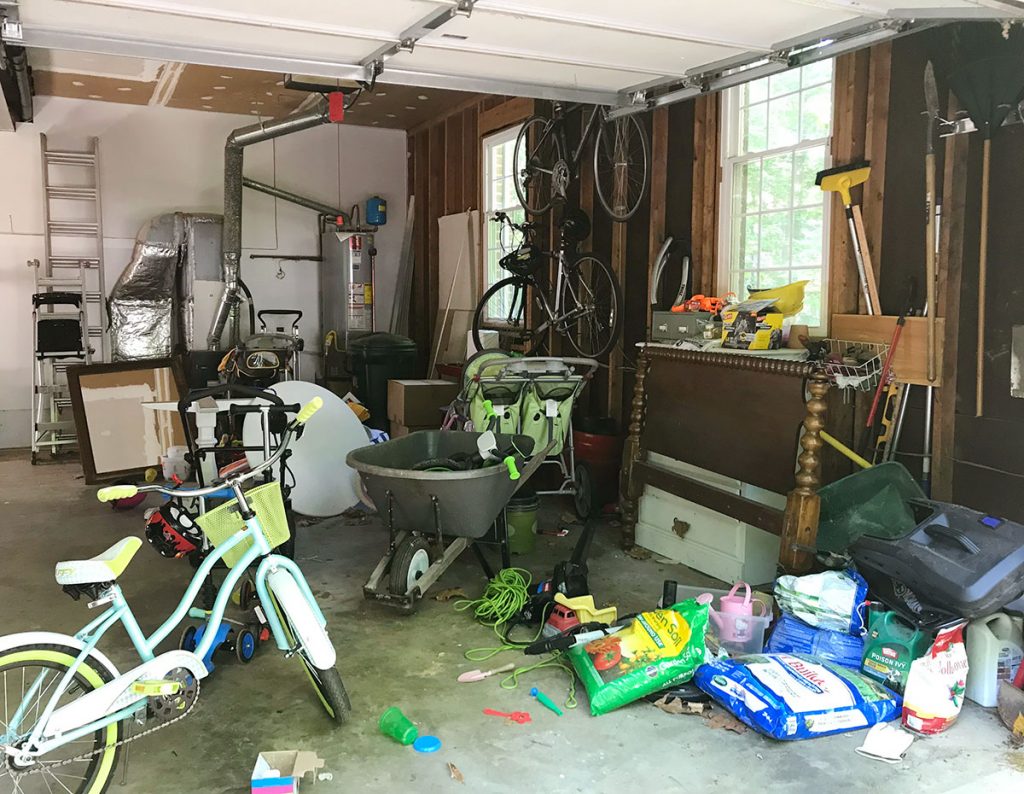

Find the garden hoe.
xmin=816 ymin=162 xmax=881 ymax=315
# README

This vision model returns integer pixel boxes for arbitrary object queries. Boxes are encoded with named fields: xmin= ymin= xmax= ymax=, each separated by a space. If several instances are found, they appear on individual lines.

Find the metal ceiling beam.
xmin=359 ymin=2 xmax=469 ymax=67
xmin=12 ymin=24 xmax=623 ymax=106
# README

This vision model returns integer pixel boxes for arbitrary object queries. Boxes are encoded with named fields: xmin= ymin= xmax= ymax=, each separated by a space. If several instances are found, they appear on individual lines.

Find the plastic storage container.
xmin=160 ymin=445 xmax=190 ymax=481
xmin=346 ymin=333 xmax=419 ymax=431
xmin=965 ymin=612 xmax=1024 ymax=707
xmin=662 ymin=581 xmax=774 ymax=656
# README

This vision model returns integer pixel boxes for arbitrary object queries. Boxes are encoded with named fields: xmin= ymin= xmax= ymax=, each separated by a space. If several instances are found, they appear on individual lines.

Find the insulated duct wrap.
xmin=109 ymin=213 xmax=223 ymax=360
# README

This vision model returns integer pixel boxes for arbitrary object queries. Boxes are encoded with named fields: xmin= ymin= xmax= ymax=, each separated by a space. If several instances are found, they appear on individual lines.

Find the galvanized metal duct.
xmin=242 ymin=177 xmax=349 ymax=222
xmin=207 ymin=96 xmax=335 ymax=349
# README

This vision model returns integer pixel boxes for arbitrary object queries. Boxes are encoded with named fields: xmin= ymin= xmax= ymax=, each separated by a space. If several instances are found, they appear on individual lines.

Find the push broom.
xmin=816 ymin=162 xmax=881 ymax=316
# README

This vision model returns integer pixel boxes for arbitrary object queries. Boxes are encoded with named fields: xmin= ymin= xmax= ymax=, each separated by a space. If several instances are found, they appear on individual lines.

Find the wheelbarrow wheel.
xmin=389 ymin=536 xmax=432 ymax=598
xmin=573 ymin=461 xmax=599 ymax=519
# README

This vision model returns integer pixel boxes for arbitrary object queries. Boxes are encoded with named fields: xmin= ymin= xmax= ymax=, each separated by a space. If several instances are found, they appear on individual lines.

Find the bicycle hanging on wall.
xmin=514 ymin=102 xmax=650 ymax=222
xmin=472 ymin=211 xmax=622 ymax=359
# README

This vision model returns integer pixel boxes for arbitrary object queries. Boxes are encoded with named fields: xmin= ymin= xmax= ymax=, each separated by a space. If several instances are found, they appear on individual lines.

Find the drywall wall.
xmin=0 ymin=95 xmax=407 ymax=448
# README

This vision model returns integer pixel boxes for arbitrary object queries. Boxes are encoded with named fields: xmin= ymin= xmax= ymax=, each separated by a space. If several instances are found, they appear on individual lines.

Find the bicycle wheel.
xmin=0 ymin=643 xmax=123 ymax=794
xmin=593 ymin=113 xmax=650 ymax=222
xmin=472 ymin=277 xmax=547 ymax=355
xmin=267 ymin=591 xmax=351 ymax=723
xmin=561 ymin=254 xmax=622 ymax=359
xmin=513 ymin=116 xmax=561 ymax=216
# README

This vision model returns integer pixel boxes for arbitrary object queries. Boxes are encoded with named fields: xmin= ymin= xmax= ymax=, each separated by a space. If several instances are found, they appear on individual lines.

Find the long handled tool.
xmin=923 ymin=62 xmax=940 ymax=383
xmin=816 ymin=162 xmax=881 ymax=316
xmin=859 ymin=283 xmax=913 ymax=455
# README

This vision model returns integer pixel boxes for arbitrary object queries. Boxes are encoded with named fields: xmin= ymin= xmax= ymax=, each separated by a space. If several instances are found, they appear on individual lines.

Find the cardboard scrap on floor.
xmin=651 ymin=695 xmax=708 ymax=716
xmin=251 ymin=751 xmax=323 ymax=793
xmin=447 ymin=762 xmax=464 ymax=784
xmin=704 ymin=709 xmax=748 ymax=735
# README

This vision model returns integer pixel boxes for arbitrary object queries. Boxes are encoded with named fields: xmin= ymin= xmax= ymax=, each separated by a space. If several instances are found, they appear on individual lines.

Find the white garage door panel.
xmin=63 ymin=0 xmax=436 ymax=38
xmin=387 ymin=47 xmax=660 ymax=93
xmin=23 ymin=1 xmax=378 ymax=64
xmin=423 ymin=12 xmax=744 ymax=77
xmin=474 ymin=0 xmax=856 ymax=49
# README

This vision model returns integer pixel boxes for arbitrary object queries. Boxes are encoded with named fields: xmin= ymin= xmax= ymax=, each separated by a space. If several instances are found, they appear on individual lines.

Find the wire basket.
xmin=822 ymin=339 xmax=889 ymax=392
xmin=195 ymin=481 xmax=289 ymax=568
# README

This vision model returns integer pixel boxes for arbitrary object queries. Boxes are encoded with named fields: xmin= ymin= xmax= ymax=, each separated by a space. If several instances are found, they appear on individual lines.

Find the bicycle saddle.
xmin=55 ymin=536 xmax=143 ymax=586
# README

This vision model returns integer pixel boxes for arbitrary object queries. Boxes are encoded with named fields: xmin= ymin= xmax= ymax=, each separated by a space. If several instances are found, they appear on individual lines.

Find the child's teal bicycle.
xmin=0 ymin=397 xmax=349 ymax=794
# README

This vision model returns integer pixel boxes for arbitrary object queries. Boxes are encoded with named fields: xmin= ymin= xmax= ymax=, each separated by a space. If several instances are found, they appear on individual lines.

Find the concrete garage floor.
xmin=2 ymin=452 xmax=1022 ymax=793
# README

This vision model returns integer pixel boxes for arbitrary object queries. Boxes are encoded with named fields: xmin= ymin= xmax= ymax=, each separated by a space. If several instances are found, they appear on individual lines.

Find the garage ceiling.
xmin=6 ymin=0 xmax=1024 ymax=110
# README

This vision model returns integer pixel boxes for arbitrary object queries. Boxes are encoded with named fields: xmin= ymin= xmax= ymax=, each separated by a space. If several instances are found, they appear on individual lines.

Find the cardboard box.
xmin=387 ymin=379 xmax=459 ymax=427
xmin=251 ymin=751 xmax=323 ymax=793
xmin=722 ymin=299 xmax=785 ymax=350
xmin=388 ymin=420 xmax=436 ymax=439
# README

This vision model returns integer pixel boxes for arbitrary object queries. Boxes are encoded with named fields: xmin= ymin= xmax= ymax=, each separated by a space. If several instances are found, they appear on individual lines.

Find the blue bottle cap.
xmin=413 ymin=735 xmax=442 ymax=754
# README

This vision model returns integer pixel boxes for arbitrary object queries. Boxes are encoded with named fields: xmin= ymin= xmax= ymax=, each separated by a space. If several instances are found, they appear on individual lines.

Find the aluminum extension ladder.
xmin=29 ymin=133 xmax=107 ymax=464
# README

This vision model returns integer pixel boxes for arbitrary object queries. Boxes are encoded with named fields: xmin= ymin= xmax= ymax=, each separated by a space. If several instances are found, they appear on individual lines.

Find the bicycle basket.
xmin=499 ymin=244 xmax=543 ymax=277
xmin=195 ymin=481 xmax=290 ymax=568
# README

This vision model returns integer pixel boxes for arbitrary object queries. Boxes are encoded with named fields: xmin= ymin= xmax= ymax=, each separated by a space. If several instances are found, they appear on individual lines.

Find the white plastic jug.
xmin=160 ymin=445 xmax=190 ymax=482
xmin=965 ymin=612 xmax=1024 ymax=708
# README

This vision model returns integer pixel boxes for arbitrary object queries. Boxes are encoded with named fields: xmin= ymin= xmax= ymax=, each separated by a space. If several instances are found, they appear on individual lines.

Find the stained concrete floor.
xmin=1 ymin=451 xmax=1022 ymax=793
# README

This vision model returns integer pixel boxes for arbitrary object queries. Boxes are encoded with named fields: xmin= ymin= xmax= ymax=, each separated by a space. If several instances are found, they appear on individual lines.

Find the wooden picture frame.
xmin=67 ymin=357 xmax=189 ymax=484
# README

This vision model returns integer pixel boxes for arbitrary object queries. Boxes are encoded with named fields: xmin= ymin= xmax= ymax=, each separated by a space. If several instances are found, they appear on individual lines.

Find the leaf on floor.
xmin=447 ymin=762 xmax=464 ymax=783
xmin=625 ymin=546 xmax=651 ymax=561
xmin=434 ymin=587 xmax=466 ymax=602
xmin=704 ymin=708 xmax=748 ymax=734
xmin=652 ymin=695 xmax=707 ymax=716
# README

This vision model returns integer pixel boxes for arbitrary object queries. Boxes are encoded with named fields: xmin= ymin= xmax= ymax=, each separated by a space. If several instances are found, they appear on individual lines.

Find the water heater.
xmin=320 ymin=229 xmax=375 ymax=349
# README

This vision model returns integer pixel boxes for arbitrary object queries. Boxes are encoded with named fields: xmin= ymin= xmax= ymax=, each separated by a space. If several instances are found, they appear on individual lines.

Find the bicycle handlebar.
xmin=96 ymin=397 xmax=323 ymax=503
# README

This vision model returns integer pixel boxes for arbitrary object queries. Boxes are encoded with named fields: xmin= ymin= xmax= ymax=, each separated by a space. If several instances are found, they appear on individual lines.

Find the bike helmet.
xmin=145 ymin=502 xmax=203 ymax=559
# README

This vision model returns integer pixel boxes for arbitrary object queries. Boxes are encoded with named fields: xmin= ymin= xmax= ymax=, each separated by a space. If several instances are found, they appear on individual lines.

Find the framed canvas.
xmin=67 ymin=357 xmax=188 ymax=484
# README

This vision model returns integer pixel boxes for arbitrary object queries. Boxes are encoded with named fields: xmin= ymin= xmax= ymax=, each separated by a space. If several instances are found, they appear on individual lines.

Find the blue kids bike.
xmin=0 ymin=397 xmax=349 ymax=794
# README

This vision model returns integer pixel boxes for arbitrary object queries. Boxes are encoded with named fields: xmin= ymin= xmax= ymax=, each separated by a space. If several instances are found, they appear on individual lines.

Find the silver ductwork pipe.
xmin=243 ymin=177 xmax=349 ymax=222
xmin=207 ymin=96 xmax=335 ymax=349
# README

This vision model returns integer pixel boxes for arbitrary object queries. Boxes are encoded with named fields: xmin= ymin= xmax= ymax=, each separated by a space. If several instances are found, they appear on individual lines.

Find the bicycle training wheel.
xmin=514 ymin=116 xmax=561 ymax=216
xmin=0 ymin=643 xmax=123 ymax=794
xmin=472 ymin=277 xmax=547 ymax=355
xmin=561 ymin=255 xmax=622 ymax=359
xmin=267 ymin=591 xmax=351 ymax=723
xmin=593 ymin=113 xmax=650 ymax=222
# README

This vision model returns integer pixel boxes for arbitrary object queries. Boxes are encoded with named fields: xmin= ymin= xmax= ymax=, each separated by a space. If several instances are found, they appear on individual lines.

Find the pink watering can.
xmin=698 ymin=582 xmax=768 ymax=643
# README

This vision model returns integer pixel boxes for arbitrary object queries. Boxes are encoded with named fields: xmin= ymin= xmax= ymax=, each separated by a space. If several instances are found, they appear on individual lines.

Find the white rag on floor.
xmin=855 ymin=722 xmax=915 ymax=763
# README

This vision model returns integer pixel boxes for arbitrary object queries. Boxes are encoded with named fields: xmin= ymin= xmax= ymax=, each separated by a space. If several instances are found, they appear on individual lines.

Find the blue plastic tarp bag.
xmin=694 ymin=653 xmax=901 ymax=740
xmin=765 ymin=613 xmax=865 ymax=669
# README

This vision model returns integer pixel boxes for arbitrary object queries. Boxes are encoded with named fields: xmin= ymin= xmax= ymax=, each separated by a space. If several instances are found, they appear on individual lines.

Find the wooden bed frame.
xmin=620 ymin=345 xmax=830 ymax=573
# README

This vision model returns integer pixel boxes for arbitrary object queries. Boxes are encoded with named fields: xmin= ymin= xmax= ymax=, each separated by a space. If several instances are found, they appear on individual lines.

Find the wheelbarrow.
xmin=347 ymin=430 xmax=549 ymax=611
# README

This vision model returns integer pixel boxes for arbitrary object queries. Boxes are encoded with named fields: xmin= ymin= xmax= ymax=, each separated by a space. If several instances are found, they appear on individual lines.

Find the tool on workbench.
xmin=816 ymin=162 xmax=881 ymax=316
xmin=948 ymin=28 xmax=1024 ymax=417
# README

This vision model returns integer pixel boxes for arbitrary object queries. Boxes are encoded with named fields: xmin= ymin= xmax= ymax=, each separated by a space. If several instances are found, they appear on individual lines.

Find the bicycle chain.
xmin=8 ymin=679 xmax=200 ymax=783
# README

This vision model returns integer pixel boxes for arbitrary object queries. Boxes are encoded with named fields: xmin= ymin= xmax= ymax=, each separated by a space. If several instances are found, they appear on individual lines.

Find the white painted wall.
xmin=0 ymin=95 xmax=407 ymax=448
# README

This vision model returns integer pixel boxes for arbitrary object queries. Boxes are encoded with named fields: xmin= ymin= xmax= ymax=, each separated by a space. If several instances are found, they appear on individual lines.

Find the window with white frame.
xmin=482 ymin=125 xmax=524 ymax=322
xmin=719 ymin=62 xmax=834 ymax=331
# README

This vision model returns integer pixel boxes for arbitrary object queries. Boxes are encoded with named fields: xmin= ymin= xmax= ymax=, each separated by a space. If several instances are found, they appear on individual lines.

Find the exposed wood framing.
xmin=608 ymin=222 xmax=627 ymax=421
xmin=647 ymin=108 xmax=670 ymax=333
xmin=690 ymin=94 xmax=720 ymax=295
xmin=932 ymin=99 xmax=970 ymax=501
xmin=478 ymin=97 xmax=535 ymax=137
xmin=862 ymin=42 xmax=892 ymax=288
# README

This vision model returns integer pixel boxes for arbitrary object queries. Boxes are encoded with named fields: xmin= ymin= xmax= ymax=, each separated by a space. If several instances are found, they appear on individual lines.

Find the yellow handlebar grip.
xmin=97 ymin=484 xmax=139 ymax=502
xmin=295 ymin=396 xmax=323 ymax=425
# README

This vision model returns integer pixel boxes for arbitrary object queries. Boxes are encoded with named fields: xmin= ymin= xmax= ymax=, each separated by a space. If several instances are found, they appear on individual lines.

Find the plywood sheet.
xmin=437 ymin=211 xmax=481 ymax=313
xmin=830 ymin=314 xmax=945 ymax=386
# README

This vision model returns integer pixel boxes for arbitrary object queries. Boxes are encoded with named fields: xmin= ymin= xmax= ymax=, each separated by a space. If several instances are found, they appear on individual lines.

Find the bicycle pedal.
xmin=131 ymin=679 xmax=182 ymax=697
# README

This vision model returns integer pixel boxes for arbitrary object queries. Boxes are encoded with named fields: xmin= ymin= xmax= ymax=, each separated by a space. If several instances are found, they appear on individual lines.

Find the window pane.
xmin=802 ymin=60 xmax=833 ymax=87
xmin=741 ymin=103 xmax=768 ymax=154
xmin=793 ymin=146 xmax=827 ymax=207
xmin=767 ymin=94 xmax=799 ymax=149
xmin=741 ymin=215 xmax=760 ymax=269
xmin=792 ymin=207 xmax=824 ymax=268
xmin=769 ymin=70 xmax=801 ymax=98
xmin=745 ymin=78 xmax=768 ymax=105
xmin=761 ymin=153 xmax=793 ymax=211
xmin=751 ymin=269 xmax=792 ymax=290
xmin=733 ymin=161 xmax=761 ymax=214
xmin=800 ymin=83 xmax=832 ymax=141
xmin=759 ymin=210 xmax=791 ymax=269
xmin=791 ymin=268 xmax=823 ymax=327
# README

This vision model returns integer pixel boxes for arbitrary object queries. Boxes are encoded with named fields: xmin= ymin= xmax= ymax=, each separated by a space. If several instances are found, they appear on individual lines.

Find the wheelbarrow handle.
xmin=511 ymin=439 xmax=557 ymax=495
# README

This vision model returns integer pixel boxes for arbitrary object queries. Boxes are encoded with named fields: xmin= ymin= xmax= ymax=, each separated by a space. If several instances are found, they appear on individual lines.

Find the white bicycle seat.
xmin=55 ymin=537 xmax=143 ymax=586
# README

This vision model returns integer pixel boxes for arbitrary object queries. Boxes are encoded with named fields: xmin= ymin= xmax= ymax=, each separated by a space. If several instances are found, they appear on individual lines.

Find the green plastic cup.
xmin=379 ymin=707 xmax=418 ymax=746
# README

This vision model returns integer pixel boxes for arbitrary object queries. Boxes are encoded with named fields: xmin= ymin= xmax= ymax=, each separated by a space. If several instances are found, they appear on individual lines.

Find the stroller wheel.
xmin=389 ymin=537 xmax=432 ymax=599
xmin=573 ymin=461 xmax=599 ymax=519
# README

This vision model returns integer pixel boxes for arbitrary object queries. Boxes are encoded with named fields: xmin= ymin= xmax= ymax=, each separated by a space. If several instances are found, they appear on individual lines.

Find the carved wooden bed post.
xmin=620 ymin=349 xmax=649 ymax=549
xmin=779 ymin=369 xmax=830 ymax=573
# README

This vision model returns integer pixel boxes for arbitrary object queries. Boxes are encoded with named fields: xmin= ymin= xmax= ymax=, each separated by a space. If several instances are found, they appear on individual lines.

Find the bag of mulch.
xmin=774 ymin=569 xmax=868 ymax=635
xmin=765 ymin=613 xmax=865 ymax=669
xmin=694 ymin=653 xmax=901 ymax=740
xmin=568 ymin=599 xmax=708 ymax=716
xmin=901 ymin=621 xmax=969 ymax=735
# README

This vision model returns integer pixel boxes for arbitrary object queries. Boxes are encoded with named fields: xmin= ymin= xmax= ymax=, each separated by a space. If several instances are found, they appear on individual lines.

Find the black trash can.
xmin=347 ymin=333 xmax=419 ymax=431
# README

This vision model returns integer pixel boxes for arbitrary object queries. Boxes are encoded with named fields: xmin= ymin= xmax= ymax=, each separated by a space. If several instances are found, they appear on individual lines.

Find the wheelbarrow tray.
xmin=346 ymin=431 xmax=536 ymax=539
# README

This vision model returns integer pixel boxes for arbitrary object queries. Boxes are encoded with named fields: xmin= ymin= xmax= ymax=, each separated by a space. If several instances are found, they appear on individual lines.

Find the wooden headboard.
xmin=621 ymin=345 xmax=830 ymax=572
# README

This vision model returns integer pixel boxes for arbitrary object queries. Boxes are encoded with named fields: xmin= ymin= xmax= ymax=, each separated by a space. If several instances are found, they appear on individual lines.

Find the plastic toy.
xmin=379 ymin=707 xmax=418 ymax=745
xmin=530 ymin=687 xmax=563 ymax=716
xmin=483 ymin=708 xmax=531 ymax=724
